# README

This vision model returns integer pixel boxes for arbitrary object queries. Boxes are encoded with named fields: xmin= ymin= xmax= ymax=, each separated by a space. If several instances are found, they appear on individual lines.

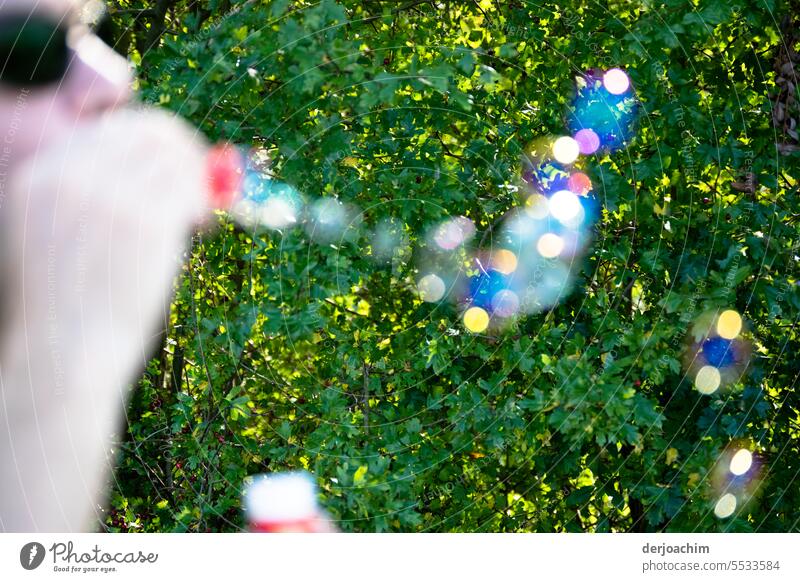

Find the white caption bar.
xmin=0 ymin=533 xmax=798 ymax=581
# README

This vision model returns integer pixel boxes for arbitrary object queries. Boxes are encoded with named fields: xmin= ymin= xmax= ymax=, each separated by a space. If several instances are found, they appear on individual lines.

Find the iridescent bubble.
xmin=567 ymin=70 xmax=638 ymax=152
xmin=518 ymin=261 xmax=572 ymax=314
xmin=414 ymin=223 xmax=473 ymax=305
xmin=713 ymin=493 xmax=737 ymax=519
xmin=260 ymin=194 xmax=301 ymax=228
xmin=463 ymin=306 xmax=490 ymax=333
xmin=417 ymin=273 xmax=446 ymax=303
xmin=504 ymin=209 xmax=547 ymax=245
xmin=539 ymin=262 xmax=572 ymax=297
xmin=554 ymin=228 xmax=589 ymax=260
xmin=685 ymin=310 xmax=751 ymax=395
xmin=701 ymin=337 xmax=739 ymax=368
xmin=729 ymin=449 xmax=753 ymax=476
xmin=574 ymin=128 xmax=600 ymax=155
xmin=710 ymin=443 xmax=763 ymax=516
xmin=522 ymin=145 xmax=571 ymax=196
xmin=433 ymin=216 xmax=476 ymax=251
xmin=552 ymin=136 xmax=580 ymax=165
xmin=603 ymin=68 xmax=631 ymax=95
xmin=229 ymin=168 xmax=305 ymax=231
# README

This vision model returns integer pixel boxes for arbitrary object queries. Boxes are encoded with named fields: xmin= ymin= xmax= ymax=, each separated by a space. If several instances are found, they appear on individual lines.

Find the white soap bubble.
xmin=552 ymin=136 xmax=580 ymax=164
xmin=713 ymin=493 xmax=737 ymax=519
xmin=417 ymin=273 xmax=447 ymax=302
xmin=305 ymin=198 xmax=361 ymax=243
xmin=603 ymin=68 xmax=631 ymax=95
xmin=549 ymin=189 xmax=584 ymax=228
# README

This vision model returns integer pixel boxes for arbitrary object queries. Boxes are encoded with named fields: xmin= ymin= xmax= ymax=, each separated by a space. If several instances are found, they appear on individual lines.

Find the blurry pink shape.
xmin=574 ymin=129 xmax=600 ymax=155
xmin=603 ymin=68 xmax=630 ymax=95
xmin=434 ymin=216 xmax=475 ymax=250
xmin=567 ymin=172 xmax=592 ymax=196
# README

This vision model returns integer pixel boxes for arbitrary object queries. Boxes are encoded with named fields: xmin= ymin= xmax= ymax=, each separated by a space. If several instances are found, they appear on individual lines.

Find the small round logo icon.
xmin=20 ymin=542 xmax=45 ymax=570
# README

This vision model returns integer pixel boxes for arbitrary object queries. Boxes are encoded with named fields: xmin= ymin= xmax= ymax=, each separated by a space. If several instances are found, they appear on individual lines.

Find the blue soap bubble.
xmin=701 ymin=336 xmax=737 ymax=368
xmin=468 ymin=266 xmax=509 ymax=311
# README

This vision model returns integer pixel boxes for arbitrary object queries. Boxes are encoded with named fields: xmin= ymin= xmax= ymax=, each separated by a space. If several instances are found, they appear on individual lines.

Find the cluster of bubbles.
xmin=710 ymin=444 xmax=762 ymax=520
xmin=221 ymin=148 xmax=363 ymax=242
xmin=214 ymin=68 xmax=638 ymax=333
xmin=681 ymin=310 xmax=757 ymax=520
xmin=414 ymin=68 xmax=638 ymax=333
xmin=684 ymin=309 xmax=751 ymax=395
xmin=567 ymin=67 xmax=638 ymax=152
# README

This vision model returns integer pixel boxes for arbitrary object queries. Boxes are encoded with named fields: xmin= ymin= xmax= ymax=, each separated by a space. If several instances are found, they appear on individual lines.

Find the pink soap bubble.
xmin=603 ymin=68 xmax=631 ymax=95
xmin=573 ymin=128 xmax=600 ymax=155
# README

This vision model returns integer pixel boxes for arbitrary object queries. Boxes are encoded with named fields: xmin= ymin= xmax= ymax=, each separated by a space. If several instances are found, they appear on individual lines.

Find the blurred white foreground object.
xmin=0 ymin=108 xmax=211 ymax=531
xmin=244 ymin=471 xmax=335 ymax=533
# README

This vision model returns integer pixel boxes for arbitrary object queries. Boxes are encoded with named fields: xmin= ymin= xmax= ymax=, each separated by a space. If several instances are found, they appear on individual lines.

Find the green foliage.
xmin=106 ymin=0 xmax=800 ymax=532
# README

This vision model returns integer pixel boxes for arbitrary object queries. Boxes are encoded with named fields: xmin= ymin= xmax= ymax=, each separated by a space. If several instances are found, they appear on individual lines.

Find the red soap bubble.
xmin=567 ymin=172 xmax=592 ymax=196
xmin=206 ymin=144 xmax=245 ymax=210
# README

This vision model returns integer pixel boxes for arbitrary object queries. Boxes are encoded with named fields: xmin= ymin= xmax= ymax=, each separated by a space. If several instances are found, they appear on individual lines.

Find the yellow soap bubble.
xmin=694 ymin=365 xmax=721 ymax=394
xmin=716 ymin=310 xmax=742 ymax=340
xmin=463 ymin=307 xmax=490 ymax=333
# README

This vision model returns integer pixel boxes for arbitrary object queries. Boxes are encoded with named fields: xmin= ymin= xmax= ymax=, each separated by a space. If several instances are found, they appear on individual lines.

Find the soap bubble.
xmin=552 ymin=136 xmax=580 ymax=164
xmin=713 ymin=493 xmax=737 ymax=519
xmin=729 ymin=449 xmax=753 ymax=476
xmin=490 ymin=289 xmax=520 ymax=318
xmin=417 ymin=273 xmax=447 ymax=303
xmin=231 ymin=176 xmax=304 ymax=230
xmin=567 ymin=172 xmax=593 ymax=196
xmin=574 ymin=128 xmax=601 ymax=155
xmin=709 ymin=443 xmax=763 ymax=520
xmin=463 ymin=306 xmax=490 ymax=333
xmin=489 ymin=249 xmax=518 ymax=275
xmin=431 ymin=216 xmax=476 ymax=250
xmin=467 ymin=264 xmax=510 ymax=312
xmin=567 ymin=69 xmax=638 ymax=152
xmin=305 ymin=198 xmax=361 ymax=243
xmin=524 ymin=193 xmax=550 ymax=219
xmin=684 ymin=309 xmax=751 ymax=395
xmin=694 ymin=365 xmax=721 ymax=394
xmin=369 ymin=218 xmax=409 ymax=264
xmin=522 ymin=140 xmax=571 ymax=196
xmin=549 ymin=190 xmax=585 ymax=228
xmin=603 ymin=68 xmax=631 ymax=95
xmin=716 ymin=309 xmax=743 ymax=340
xmin=536 ymin=233 xmax=565 ymax=258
